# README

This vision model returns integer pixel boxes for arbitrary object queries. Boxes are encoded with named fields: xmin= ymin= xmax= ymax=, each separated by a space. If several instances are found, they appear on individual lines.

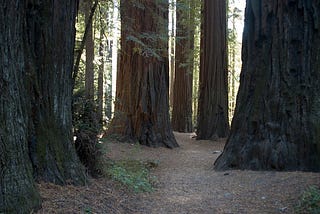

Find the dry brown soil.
xmin=37 ymin=132 xmax=320 ymax=214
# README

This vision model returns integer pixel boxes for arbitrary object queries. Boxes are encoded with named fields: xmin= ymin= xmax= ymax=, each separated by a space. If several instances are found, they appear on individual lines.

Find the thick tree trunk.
xmin=107 ymin=0 xmax=178 ymax=148
xmin=215 ymin=0 xmax=320 ymax=171
xmin=25 ymin=0 xmax=86 ymax=184
xmin=171 ymin=0 xmax=194 ymax=133
xmin=197 ymin=0 xmax=229 ymax=139
xmin=0 ymin=2 xmax=41 ymax=212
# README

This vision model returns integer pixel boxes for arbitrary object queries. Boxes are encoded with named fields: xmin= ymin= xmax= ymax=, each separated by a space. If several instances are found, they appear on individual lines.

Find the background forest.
xmin=1 ymin=0 xmax=320 ymax=213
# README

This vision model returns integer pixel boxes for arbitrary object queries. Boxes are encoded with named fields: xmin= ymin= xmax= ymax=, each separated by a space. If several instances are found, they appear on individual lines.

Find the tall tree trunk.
xmin=73 ymin=0 xmax=98 ymax=88
xmin=171 ymin=0 xmax=194 ymax=133
xmin=215 ymin=0 xmax=320 ymax=171
xmin=169 ymin=0 xmax=175 ymax=110
xmin=107 ymin=0 xmax=178 ymax=148
xmin=0 ymin=2 xmax=41 ymax=212
xmin=25 ymin=0 xmax=86 ymax=184
xmin=105 ymin=40 xmax=113 ymax=121
xmin=197 ymin=0 xmax=229 ymax=139
xmin=98 ymin=13 xmax=105 ymax=124
xmin=85 ymin=0 xmax=95 ymax=101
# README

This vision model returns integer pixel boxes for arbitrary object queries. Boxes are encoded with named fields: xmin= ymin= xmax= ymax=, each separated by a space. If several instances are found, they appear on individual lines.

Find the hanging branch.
xmin=72 ymin=0 xmax=99 ymax=89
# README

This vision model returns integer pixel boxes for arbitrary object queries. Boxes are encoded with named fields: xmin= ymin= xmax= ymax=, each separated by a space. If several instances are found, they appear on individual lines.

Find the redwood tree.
xmin=25 ymin=0 xmax=86 ymax=184
xmin=171 ymin=0 xmax=194 ymax=133
xmin=1 ymin=0 xmax=85 ymax=212
xmin=107 ymin=0 xmax=178 ymax=148
xmin=196 ymin=0 xmax=229 ymax=139
xmin=0 ymin=2 xmax=40 ymax=212
xmin=215 ymin=0 xmax=320 ymax=171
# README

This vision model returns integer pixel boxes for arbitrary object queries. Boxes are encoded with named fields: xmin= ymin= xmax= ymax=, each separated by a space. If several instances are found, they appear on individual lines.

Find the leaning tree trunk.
xmin=196 ymin=0 xmax=229 ymax=140
xmin=25 ymin=0 xmax=86 ymax=184
xmin=0 ymin=2 xmax=41 ymax=212
xmin=171 ymin=0 xmax=194 ymax=133
xmin=107 ymin=0 xmax=178 ymax=148
xmin=215 ymin=0 xmax=320 ymax=171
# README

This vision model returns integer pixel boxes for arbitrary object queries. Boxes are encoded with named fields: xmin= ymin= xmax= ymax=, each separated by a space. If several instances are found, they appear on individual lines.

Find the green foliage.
xmin=106 ymin=160 xmax=157 ymax=193
xmin=73 ymin=89 xmax=102 ymax=176
xmin=295 ymin=186 xmax=320 ymax=214
xmin=83 ymin=207 xmax=92 ymax=214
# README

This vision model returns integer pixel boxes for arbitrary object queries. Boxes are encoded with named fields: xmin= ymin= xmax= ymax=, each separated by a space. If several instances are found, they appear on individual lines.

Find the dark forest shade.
xmin=0 ymin=2 xmax=41 ymax=212
xmin=107 ymin=0 xmax=178 ymax=148
xmin=171 ymin=0 xmax=194 ymax=133
xmin=215 ymin=0 xmax=320 ymax=171
xmin=196 ymin=0 xmax=229 ymax=139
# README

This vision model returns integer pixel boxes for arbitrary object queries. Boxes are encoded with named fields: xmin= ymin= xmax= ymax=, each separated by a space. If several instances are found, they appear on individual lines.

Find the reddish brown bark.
xmin=171 ymin=0 xmax=194 ymax=133
xmin=197 ymin=0 xmax=229 ymax=139
xmin=107 ymin=0 xmax=178 ymax=148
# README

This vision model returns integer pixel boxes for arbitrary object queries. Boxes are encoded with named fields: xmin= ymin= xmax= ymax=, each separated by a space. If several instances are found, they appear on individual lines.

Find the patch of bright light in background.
xmin=234 ymin=1 xmax=246 ymax=42
xmin=228 ymin=0 xmax=246 ymax=124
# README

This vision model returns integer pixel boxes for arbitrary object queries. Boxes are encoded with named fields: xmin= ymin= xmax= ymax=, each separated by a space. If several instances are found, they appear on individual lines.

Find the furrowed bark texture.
xmin=196 ymin=0 xmax=229 ymax=140
xmin=26 ymin=0 xmax=86 ymax=184
xmin=108 ymin=0 xmax=178 ymax=148
xmin=215 ymin=0 xmax=320 ymax=171
xmin=0 ymin=2 xmax=40 ymax=212
xmin=171 ymin=0 xmax=194 ymax=133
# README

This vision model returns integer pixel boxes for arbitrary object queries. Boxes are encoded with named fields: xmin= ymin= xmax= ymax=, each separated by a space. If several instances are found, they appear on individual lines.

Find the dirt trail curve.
xmin=38 ymin=132 xmax=320 ymax=214
xmin=108 ymin=132 xmax=320 ymax=214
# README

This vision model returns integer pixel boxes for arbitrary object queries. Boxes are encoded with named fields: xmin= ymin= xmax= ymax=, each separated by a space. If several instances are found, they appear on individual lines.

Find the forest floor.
xmin=37 ymin=132 xmax=320 ymax=214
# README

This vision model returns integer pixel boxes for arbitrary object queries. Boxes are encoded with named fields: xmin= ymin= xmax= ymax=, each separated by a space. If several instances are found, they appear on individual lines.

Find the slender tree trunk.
xmin=0 ymin=2 xmax=41 ymax=212
xmin=172 ymin=0 xmax=194 ymax=132
xmin=105 ymin=40 xmax=113 ymax=121
xmin=98 ymin=14 xmax=105 ymax=124
xmin=85 ymin=0 xmax=95 ymax=101
xmin=197 ymin=0 xmax=229 ymax=139
xmin=107 ymin=0 xmax=178 ymax=148
xmin=73 ymin=0 xmax=98 ymax=88
xmin=215 ymin=0 xmax=320 ymax=171
xmin=169 ymin=0 xmax=175 ymax=109
xmin=25 ymin=0 xmax=86 ymax=184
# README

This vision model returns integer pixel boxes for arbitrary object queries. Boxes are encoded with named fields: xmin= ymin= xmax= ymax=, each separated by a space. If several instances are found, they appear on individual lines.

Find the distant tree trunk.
xmin=25 ymin=0 xmax=86 ymax=184
xmin=73 ymin=0 xmax=98 ymax=88
xmin=97 ymin=14 xmax=105 ymax=124
xmin=85 ymin=0 xmax=95 ymax=101
xmin=215 ymin=0 xmax=320 ymax=171
xmin=0 ymin=2 xmax=41 ymax=212
xmin=169 ymin=1 xmax=175 ymax=109
xmin=171 ymin=0 xmax=194 ymax=132
xmin=107 ymin=0 xmax=178 ymax=148
xmin=197 ymin=0 xmax=229 ymax=139
xmin=105 ymin=41 xmax=113 ymax=121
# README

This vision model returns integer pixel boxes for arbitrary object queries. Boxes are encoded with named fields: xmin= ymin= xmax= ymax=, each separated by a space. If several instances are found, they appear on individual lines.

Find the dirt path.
xmin=107 ymin=132 xmax=320 ymax=213
xmin=38 ymin=132 xmax=320 ymax=213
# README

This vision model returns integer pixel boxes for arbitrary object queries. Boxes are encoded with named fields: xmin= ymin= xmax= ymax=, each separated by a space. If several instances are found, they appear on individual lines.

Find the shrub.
xmin=295 ymin=185 xmax=320 ymax=214
xmin=106 ymin=160 xmax=157 ymax=193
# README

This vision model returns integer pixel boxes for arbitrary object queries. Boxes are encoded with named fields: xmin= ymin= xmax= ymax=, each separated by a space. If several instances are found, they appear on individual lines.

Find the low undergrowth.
xmin=105 ymin=159 xmax=158 ymax=193
xmin=295 ymin=185 xmax=320 ymax=214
